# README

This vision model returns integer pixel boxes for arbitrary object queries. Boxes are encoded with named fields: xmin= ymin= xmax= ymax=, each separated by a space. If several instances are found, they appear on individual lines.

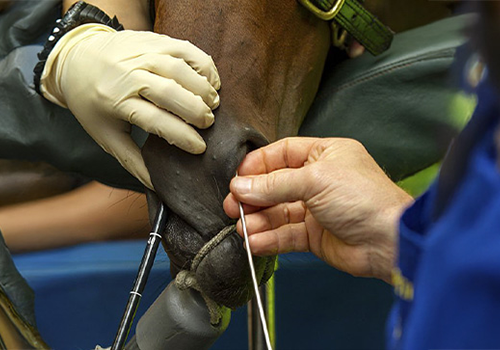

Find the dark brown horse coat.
xmin=143 ymin=0 xmax=454 ymax=310
xmin=144 ymin=0 xmax=331 ymax=309
xmin=0 ymin=0 xmax=453 ymax=322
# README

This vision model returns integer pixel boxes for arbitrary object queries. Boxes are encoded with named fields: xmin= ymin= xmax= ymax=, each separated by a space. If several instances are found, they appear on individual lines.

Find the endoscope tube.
xmin=111 ymin=202 xmax=168 ymax=350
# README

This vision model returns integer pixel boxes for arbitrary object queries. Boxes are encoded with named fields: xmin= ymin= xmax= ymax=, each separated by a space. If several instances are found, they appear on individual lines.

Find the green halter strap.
xmin=299 ymin=0 xmax=394 ymax=56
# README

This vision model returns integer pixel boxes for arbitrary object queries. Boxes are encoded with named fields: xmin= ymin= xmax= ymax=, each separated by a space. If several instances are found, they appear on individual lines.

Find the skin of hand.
xmin=63 ymin=0 xmax=153 ymax=31
xmin=0 ymin=181 xmax=150 ymax=253
xmin=41 ymin=1 xmax=221 ymax=190
xmin=223 ymin=137 xmax=414 ymax=284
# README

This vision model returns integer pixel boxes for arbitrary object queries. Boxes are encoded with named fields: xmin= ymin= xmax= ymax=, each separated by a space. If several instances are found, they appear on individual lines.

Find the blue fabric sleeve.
xmin=400 ymin=123 xmax=500 ymax=348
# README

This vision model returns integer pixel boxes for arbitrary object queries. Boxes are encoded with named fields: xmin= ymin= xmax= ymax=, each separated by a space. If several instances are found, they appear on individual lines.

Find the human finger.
xmin=122 ymin=98 xmax=207 ymax=154
xmin=348 ymin=40 xmax=365 ymax=58
xmin=223 ymin=193 xmax=262 ymax=218
xmin=136 ymin=71 xmax=215 ymax=129
xmin=139 ymin=54 xmax=219 ymax=108
xmin=229 ymin=167 xmax=311 ymax=207
xmin=244 ymin=223 xmax=311 ymax=256
xmin=235 ymin=201 xmax=307 ymax=236
xmin=102 ymin=132 xmax=154 ymax=190
xmin=237 ymin=137 xmax=323 ymax=176
xmin=159 ymin=37 xmax=221 ymax=90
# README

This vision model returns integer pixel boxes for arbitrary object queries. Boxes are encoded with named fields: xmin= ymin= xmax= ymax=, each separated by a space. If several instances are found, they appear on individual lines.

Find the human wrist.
xmin=34 ymin=1 xmax=123 ymax=102
xmin=63 ymin=0 xmax=152 ymax=31
xmin=369 ymin=229 xmax=397 ymax=284
xmin=39 ymin=23 xmax=117 ymax=107
xmin=371 ymin=194 xmax=412 ymax=284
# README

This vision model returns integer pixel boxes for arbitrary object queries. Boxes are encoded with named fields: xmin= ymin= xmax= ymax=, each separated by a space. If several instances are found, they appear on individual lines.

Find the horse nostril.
xmin=244 ymin=128 xmax=270 ymax=152
xmin=239 ymin=128 xmax=270 ymax=161
xmin=142 ymin=121 xmax=273 ymax=308
xmin=244 ymin=140 xmax=259 ymax=154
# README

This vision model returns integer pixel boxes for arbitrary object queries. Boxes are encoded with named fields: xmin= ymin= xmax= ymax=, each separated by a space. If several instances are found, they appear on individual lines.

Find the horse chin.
xmin=149 ymin=198 xmax=276 ymax=309
xmin=143 ymin=127 xmax=276 ymax=309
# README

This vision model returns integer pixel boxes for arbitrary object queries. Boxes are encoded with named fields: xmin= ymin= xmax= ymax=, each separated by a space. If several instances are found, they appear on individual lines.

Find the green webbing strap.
xmin=299 ymin=0 xmax=394 ymax=55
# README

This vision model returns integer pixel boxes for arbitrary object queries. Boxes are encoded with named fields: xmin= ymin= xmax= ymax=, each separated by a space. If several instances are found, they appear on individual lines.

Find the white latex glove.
xmin=40 ymin=24 xmax=221 ymax=189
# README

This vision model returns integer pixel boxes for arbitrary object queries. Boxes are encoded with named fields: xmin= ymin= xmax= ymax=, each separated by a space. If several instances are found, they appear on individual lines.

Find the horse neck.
xmin=365 ymin=0 xmax=453 ymax=33
xmin=154 ymin=0 xmax=330 ymax=140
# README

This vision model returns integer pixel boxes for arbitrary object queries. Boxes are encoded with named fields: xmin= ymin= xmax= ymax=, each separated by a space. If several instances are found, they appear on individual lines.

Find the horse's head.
xmin=143 ymin=0 xmax=330 ymax=309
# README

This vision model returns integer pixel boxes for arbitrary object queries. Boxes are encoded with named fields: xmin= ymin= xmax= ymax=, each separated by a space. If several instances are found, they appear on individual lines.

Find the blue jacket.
xmin=388 ymin=80 xmax=500 ymax=349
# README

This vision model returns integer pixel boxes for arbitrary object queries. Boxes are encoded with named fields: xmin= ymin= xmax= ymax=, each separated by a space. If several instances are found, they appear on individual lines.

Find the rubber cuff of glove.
xmin=39 ymin=24 xmax=118 ymax=107
xmin=33 ymin=1 xmax=123 ymax=95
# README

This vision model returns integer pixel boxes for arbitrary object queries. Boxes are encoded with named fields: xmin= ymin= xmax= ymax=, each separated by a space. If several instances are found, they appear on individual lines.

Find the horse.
xmin=142 ymin=0 xmax=453 ymax=310
xmin=0 ymin=0 xmax=456 ymax=347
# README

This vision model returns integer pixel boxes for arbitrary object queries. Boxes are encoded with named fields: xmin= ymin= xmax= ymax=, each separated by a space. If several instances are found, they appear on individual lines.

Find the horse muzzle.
xmin=146 ymin=191 xmax=276 ymax=309
xmin=143 ymin=118 xmax=275 ymax=309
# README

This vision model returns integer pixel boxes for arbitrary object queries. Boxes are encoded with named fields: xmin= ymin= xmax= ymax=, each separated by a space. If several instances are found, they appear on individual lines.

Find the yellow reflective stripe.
xmin=392 ymin=267 xmax=414 ymax=301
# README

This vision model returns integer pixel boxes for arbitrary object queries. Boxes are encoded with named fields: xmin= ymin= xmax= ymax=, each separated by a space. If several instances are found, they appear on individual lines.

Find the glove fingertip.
xmin=190 ymin=143 xmax=207 ymax=155
xmin=168 ymin=139 xmax=206 ymax=155
xmin=202 ymin=113 xmax=215 ymax=129
xmin=212 ymin=94 xmax=220 ymax=109
xmin=208 ymin=56 xmax=221 ymax=90
xmin=136 ymin=169 xmax=154 ymax=190
xmin=121 ymin=158 xmax=154 ymax=190
xmin=140 ymin=175 xmax=154 ymax=191
xmin=186 ymin=137 xmax=207 ymax=155
xmin=214 ymin=78 xmax=221 ymax=91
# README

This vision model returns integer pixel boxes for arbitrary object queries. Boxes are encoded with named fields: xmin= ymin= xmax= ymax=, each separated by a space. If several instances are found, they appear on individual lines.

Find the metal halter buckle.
xmin=331 ymin=21 xmax=348 ymax=50
xmin=298 ymin=0 xmax=346 ymax=21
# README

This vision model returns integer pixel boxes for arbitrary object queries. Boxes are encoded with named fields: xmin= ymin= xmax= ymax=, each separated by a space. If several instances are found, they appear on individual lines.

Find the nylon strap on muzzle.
xmin=299 ymin=0 xmax=394 ymax=55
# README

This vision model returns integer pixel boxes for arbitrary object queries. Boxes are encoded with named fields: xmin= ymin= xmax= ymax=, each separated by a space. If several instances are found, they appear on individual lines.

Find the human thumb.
xmin=104 ymin=134 xmax=154 ymax=190
xmin=230 ymin=168 xmax=308 ymax=207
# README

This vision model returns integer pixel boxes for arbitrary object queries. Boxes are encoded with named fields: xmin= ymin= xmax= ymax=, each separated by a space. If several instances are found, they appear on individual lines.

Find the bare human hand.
xmin=223 ymin=137 xmax=413 ymax=283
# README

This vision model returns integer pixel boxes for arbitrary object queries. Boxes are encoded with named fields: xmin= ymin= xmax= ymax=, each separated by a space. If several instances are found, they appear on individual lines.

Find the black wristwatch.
xmin=33 ymin=1 xmax=124 ymax=94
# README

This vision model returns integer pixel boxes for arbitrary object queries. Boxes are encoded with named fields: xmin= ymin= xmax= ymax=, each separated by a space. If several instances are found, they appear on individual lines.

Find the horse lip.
xmin=146 ymin=188 xmax=276 ymax=307
xmin=190 ymin=223 xmax=238 ymax=273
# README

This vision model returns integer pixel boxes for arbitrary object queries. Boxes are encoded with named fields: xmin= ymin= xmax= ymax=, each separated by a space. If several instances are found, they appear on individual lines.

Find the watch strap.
xmin=33 ymin=1 xmax=123 ymax=94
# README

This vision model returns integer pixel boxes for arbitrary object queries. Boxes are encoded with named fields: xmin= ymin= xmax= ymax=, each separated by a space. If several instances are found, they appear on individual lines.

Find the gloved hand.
xmin=40 ymin=24 xmax=221 ymax=189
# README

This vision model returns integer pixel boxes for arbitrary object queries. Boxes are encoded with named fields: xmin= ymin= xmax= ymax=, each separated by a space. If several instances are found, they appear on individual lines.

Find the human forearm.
xmin=0 ymin=181 xmax=150 ymax=253
xmin=62 ymin=0 xmax=152 ymax=30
